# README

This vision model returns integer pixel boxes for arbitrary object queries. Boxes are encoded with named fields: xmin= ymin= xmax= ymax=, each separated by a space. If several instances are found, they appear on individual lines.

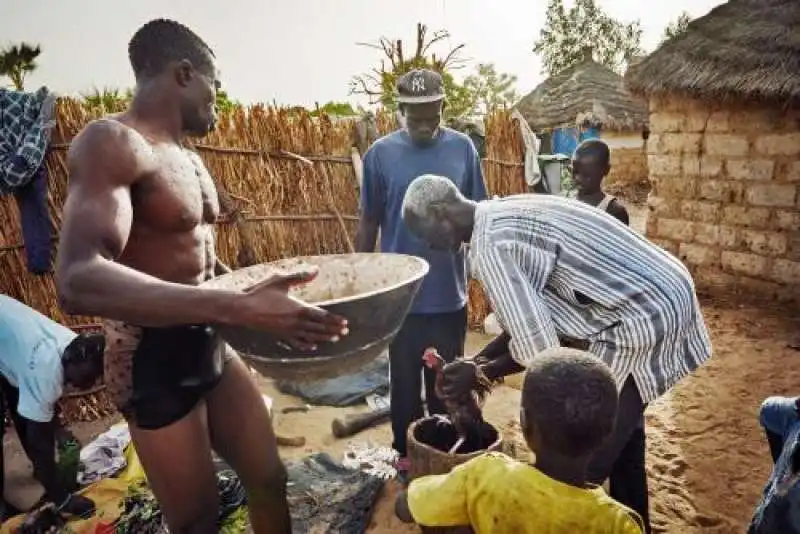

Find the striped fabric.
xmin=468 ymin=194 xmax=712 ymax=403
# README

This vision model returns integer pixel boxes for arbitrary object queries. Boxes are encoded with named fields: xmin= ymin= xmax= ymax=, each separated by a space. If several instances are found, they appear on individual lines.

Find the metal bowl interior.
xmin=203 ymin=253 xmax=429 ymax=306
xmin=202 ymin=253 xmax=429 ymax=380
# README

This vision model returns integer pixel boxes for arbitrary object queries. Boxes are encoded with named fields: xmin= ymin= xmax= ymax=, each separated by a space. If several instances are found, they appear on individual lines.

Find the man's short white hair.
xmin=402 ymin=174 xmax=459 ymax=221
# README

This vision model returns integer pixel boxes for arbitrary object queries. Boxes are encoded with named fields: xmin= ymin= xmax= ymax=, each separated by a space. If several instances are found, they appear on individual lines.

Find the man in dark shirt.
xmin=355 ymin=69 xmax=488 ymax=477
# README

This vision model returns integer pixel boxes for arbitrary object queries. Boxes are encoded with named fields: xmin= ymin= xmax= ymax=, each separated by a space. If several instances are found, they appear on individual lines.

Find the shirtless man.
xmin=55 ymin=19 xmax=347 ymax=534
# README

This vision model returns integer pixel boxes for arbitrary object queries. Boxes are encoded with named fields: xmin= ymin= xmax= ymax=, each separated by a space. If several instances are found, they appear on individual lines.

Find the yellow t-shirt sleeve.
xmin=406 ymin=457 xmax=482 ymax=527
xmin=616 ymin=509 xmax=646 ymax=534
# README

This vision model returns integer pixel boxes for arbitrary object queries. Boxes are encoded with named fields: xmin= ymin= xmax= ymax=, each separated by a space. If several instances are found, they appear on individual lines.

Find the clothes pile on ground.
xmin=342 ymin=441 xmax=398 ymax=481
xmin=4 ymin=423 xmax=388 ymax=533
xmin=76 ymin=423 xmax=131 ymax=485
xmin=111 ymin=470 xmax=247 ymax=534
xmin=285 ymin=452 xmax=385 ymax=533
xmin=276 ymin=351 xmax=389 ymax=407
xmin=1 ymin=424 xmax=247 ymax=534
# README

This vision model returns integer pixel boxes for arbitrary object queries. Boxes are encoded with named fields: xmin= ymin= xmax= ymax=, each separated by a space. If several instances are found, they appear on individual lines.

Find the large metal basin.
xmin=202 ymin=253 xmax=429 ymax=381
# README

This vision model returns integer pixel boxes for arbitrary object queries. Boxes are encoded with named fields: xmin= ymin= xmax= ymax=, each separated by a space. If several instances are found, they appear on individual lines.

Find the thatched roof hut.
xmin=516 ymin=47 xmax=648 ymax=132
xmin=626 ymin=0 xmax=800 ymax=106
xmin=624 ymin=0 xmax=800 ymax=305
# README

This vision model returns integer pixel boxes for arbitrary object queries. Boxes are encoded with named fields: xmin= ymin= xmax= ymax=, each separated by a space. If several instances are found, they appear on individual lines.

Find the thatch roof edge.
xmin=625 ymin=0 xmax=800 ymax=106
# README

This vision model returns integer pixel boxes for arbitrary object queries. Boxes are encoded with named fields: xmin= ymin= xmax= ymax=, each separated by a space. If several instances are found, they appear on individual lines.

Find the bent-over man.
xmin=400 ymin=176 xmax=713 ymax=534
xmin=55 ymin=19 xmax=347 ymax=534
xmin=355 ymin=69 xmax=487 ymax=477
xmin=0 ymin=295 xmax=104 ymax=520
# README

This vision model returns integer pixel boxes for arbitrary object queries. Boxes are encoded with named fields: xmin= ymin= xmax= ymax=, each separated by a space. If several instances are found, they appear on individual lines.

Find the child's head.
xmin=572 ymin=139 xmax=611 ymax=195
xmin=520 ymin=348 xmax=618 ymax=459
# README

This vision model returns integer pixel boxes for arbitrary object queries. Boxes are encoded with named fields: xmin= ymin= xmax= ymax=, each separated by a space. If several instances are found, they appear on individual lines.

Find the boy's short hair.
xmin=522 ymin=348 xmax=618 ymax=458
xmin=62 ymin=332 xmax=105 ymax=370
xmin=574 ymin=138 xmax=610 ymax=166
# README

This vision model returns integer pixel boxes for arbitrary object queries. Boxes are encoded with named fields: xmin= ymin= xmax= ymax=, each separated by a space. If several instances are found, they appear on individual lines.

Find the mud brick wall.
xmin=608 ymin=146 xmax=648 ymax=190
xmin=645 ymin=95 xmax=800 ymax=303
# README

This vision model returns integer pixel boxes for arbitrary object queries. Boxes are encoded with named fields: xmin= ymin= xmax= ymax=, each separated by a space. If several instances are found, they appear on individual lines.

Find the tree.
xmin=215 ymin=89 xmax=242 ymax=114
xmin=349 ymin=23 xmax=473 ymax=118
xmin=462 ymin=63 xmax=519 ymax=116
xmin=0 ymin=43 xmax=42 ymax=90
xmin=532 ymin=0 xmax=643 ymax=76
xmin=82 ymin=87 xmax=133 ymax=112
xmin=661 ymin=12 xmax=692 ymax=45
xmin=311 ymin=101 xmax=358 ymax=117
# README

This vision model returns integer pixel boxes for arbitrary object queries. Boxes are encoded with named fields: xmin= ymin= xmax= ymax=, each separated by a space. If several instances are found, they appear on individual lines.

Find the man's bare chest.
xmin=132 ymin=149 xmax=220 ymax=233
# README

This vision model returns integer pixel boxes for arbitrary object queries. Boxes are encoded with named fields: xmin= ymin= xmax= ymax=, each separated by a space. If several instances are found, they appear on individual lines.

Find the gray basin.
xmin=202 ymin=253 xmax=429 ymax=381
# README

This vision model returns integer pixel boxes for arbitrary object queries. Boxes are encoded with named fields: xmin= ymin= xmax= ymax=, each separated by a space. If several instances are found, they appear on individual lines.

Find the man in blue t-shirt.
xmin=355 ymin=69 xmax=488 ymax=472
xmin=0 ymin=295 xmax=104 ymax=520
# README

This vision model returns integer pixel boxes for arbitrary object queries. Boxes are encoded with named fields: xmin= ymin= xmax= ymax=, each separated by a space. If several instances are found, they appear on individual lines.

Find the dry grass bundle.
xmin=466 ymin=110 xmax=527 ymax=328
xmin=193 ymin=104 xmax=360 ymax=265
xmin=625 ymin=0 xmax=800 ymax=105
xmin=0 ymin=100 xmax=526 ymax=422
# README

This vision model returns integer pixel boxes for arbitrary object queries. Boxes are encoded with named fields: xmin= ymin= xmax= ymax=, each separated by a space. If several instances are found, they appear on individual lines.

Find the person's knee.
xmin=166 ymin=507 xmax=218 ymax=534
xmin=244 ymin=464 xmax=289 ymax=503
xmin=760 ymin=396 xmax=797 ymax=434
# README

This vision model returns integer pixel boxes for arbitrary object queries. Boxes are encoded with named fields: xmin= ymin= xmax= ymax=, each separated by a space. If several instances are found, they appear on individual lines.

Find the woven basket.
xmin=407 ymin=416 xmax=503 ymax=482
xmin=407 ymin=417 xmax=501 ymax=534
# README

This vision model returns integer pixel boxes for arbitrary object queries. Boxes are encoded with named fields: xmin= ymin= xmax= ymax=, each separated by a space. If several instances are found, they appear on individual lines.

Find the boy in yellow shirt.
xmin=395 ymin=347 xmax=645 ymax=533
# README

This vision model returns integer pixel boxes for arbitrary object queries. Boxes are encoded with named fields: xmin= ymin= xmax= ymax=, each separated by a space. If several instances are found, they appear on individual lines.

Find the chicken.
xmin=422 ymin=347 xmax=494 ymax=452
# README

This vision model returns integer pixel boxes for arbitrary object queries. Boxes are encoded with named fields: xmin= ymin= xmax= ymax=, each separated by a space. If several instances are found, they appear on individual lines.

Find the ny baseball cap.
xmin=396 ymin=69 xmax=445 ymax=104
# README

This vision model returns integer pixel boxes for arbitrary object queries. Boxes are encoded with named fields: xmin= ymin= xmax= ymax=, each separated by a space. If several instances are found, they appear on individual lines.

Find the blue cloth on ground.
xmin=0 ymin=87 xmax=57 ymax=273
xmin=749 ymin=396 xmax=800 ymax=533
xmin=360 ymin=127 xmax=487 ymax=314
xmin=276 ymin=352 xmax=389 ymax=407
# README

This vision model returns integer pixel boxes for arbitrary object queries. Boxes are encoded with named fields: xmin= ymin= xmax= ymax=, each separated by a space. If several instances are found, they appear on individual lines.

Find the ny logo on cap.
xmin=411 ymin=74 xmax=426 ymax=93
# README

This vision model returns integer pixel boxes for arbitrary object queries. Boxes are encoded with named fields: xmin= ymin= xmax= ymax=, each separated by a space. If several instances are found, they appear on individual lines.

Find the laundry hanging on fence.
xmin=511 ymin=109 xmax=542 ymax=188
xmin=0 ymin=87 xmax=57 ymax=273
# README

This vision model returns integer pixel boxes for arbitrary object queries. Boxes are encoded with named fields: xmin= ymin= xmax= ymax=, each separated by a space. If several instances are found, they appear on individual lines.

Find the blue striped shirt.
xmin=468 ymin=194 xmax=712 ymax=403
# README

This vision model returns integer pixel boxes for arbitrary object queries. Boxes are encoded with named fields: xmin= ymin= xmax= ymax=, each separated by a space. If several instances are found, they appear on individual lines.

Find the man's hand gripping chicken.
xmin=422 ymin=348 xmax=493 ymax=453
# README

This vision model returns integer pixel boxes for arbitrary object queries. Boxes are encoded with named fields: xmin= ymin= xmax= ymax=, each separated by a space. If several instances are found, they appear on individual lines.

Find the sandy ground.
xmin=4 ymin=203 xmax=799 ymax=533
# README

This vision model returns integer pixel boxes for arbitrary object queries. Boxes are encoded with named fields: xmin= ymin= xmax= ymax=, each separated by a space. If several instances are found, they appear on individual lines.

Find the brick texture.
xmin=754 ymin=134 xmax=800 ymax=157
xmin=704 ymin=135 xmax=750 ymax=157
xmin=726 ymin=159 xmax=775 ymax=181
xmin=721 ymin=251 xmax=768 ymax=277
xmin=644 ymin=96 xmax=800 ymax=303
xmin=746 ymin=184 xmax=796 ymax=208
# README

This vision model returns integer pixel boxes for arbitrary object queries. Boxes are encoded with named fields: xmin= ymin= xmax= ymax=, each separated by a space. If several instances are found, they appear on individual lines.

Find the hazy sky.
xmin=2 ymin=0 xmax=724 ymax=107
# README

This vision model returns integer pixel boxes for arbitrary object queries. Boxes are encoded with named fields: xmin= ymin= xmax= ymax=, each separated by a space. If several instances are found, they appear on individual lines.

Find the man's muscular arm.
xmin=55 ymin=120 xmax=242 ymax=327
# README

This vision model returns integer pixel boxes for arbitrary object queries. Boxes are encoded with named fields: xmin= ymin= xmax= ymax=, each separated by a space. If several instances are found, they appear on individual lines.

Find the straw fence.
xmin=0 ymin=99 xmax=525 ymax=420
xmin=1 ymin=98 xmax=525 ymax=328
